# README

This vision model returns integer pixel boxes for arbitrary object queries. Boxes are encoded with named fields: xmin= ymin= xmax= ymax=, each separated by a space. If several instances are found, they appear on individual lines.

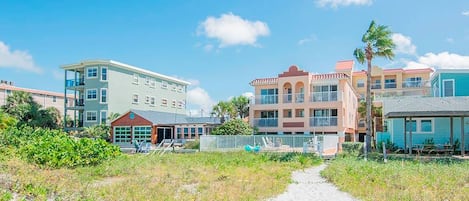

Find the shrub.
xmin=183 ymin=140 xmax=200 ymax=149
xmin=377 ymin=139 xmax=398 ymax=152
xmin=341 ymin=142 xmax=363 ymax=157
xmin=211 ymin=119 xmax=253 ymax=135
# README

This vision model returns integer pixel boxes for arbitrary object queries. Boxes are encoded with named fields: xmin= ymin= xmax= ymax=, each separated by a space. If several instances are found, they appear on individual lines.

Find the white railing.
xmin=254 ymin=95 xmax=278 ymax=104
xmin=311 ymin=91 xmax=338 ymax=102
xmin=295 ymin=93 xmax=305 ymax=103
xmin=253 ymin=118 xmax=278 ymax=127
xmin=283 ymin=94 xmax=292 ymax=103
xmin=309 ymin=117 xmax=338 ymax=127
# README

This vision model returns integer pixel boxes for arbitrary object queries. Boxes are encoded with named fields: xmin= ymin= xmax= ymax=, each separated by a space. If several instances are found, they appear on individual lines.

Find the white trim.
xmin=171 ymin=100 xmax=176 ymax=108
xmin=85 ymin=111 xmax=97 ymax=122
xmin=86 ymin=67 xmax=98 ymax=79
xmin=150 ymin=96 xmax=156 ymax=106
xmin=100 ymin=110 xmax=108 ymax=124
xmin=442 ymin=79 xmax=455 ymax=97
xmin=161 ymin=98 xmax=168 ymax=107
xmin=100 ymin=88 xmax=107 ymax=104
xmin=150 ymin=78 xmax=156 ymax=88
xmin=406 ymin=118 xmax=434 ymax=134
xmin=145 ymin=76 xmax=150 ymax=85
xmin=132 ymin=93 xmax=139 ymax=104
xmin=100 ymin=66 xmax=108 ymax=82
xmin=161 ymin=81 xmax=168 ymax=89
xmin=86 ymin=88 xmax=98 ymax=100
xmin=145 ymin=95 xmax=150 ymax=104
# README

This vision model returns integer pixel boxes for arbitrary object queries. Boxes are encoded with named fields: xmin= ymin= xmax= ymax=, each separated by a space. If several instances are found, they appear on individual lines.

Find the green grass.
xmin=321 ymin=155 xmax=469 ymax=201
xmin=0 ymin=151 xmax=321 ymax=200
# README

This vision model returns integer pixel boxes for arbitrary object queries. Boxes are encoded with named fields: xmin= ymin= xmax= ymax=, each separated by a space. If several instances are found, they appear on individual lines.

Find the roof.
xmin=124 ymin=109 xmax=221 ymax=125
xmin=249 ymin=78 xmax=278 ymax=86
xmin=383 ymin=96 xmax=469 ymax=118
xmin=311 ymin=73 xmax=349 ymax=80
xmin=352 ymin=67 xmax=434 ymax=75
xmin=430 ymin=68 xmax=469 ymax=82
xmin=335 ymin=60 xmax=354 ymax=70
xmin=0 ymin=83 xmax=73 ymax=98
xmin=61 ymin=60 xmax=190 ymax=85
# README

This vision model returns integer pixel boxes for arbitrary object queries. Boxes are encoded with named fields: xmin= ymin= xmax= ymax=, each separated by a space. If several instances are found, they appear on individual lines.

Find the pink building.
xmin=249 ymin=64 xmax=359 ymax=141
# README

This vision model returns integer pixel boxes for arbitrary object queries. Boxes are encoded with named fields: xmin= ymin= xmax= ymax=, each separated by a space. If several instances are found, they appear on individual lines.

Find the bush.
xmin=1 ymin=126 xmax=120 ymax=168
xmin=183 ymin=140 xmax=200 ymax=149
xmin=211 ymin=119 xmax=253 ymax=135
xmin=376 ymin=139 xmax=398 ymax=152
xmin=341 ymin=142 xmax=363 ymax=157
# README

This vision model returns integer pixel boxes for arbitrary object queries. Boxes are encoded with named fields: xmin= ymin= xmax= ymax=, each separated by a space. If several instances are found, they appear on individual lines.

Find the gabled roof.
xmin=61 ymin=60 xmax=190 ymax=85
xmin=249 ymin=78 xmax=278 ymax=86
xmin=124 ymin=109 xmax=221 ymax=125
xmin=383 ymin=96 xmax=469 ymax=118
xmin=430 ymin=68 xmax=469 ymax=82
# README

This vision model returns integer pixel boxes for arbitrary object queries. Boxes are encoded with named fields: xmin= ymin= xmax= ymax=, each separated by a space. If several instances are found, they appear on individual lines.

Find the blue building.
xmin=431 ymin=69 xmax=469 ymax=97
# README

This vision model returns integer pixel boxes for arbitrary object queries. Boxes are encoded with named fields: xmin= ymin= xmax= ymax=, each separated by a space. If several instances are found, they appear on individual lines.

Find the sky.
xmin=1 ymin=0 xmax=468 ymax=116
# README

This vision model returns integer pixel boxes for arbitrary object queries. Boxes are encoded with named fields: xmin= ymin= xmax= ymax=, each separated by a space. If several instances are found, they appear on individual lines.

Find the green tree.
xmin=211 ymin=101 xmax=236 ymax=123
xmin=107 ymin=112 xmax=121 ymax=122
xmin=354 ymin=20 xmax=395 ymax=152
xmin=0 ymin=110 xmax=17 ymax=131
xmin=231 ymin=96 xmax=250 ymax=118
xmin=81 ymin=124 xmax=111 ymax=141
xmin=211 ymin=119 xmax=253 ymax=135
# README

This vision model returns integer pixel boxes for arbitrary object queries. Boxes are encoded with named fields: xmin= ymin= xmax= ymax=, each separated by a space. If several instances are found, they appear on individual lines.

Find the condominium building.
xmin=249 ymin=65 xmax=359 ymax=141
xmin=0 ymin=80 xmax=74 ymax=117
xmin=62 ymin=60 xmax=190 ymax=130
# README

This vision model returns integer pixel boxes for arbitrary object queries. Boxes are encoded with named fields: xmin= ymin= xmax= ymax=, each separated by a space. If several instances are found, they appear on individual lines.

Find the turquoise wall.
xmin=432 ymin=72 xmax=469 ymax=97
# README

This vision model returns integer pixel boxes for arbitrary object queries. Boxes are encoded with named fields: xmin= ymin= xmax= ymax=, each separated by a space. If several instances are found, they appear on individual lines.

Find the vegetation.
xmin=73 ymin=124 xmax=111 ymax=141
xmin=1 ymin=91 xmax=61 ymax=129
xmin=211 ymin=119 xmax=253 ymax=135
xmin=322 ymin=156 xmax=469 ymax=201
xmin=183 ymin=140 xmax=200 ymax=149
xmin=0 ymin=151 xmax=321 ymax=200
xmin=1 ymin=126 xmax=120 ymax=168
xmin=341 ymin=142 xmax=363 ymax=157
xmin=211 ymin=95 xmax=250 ymax=123
xmin=376 ymin=139 xmax=399 ymax=152
xmin=231 ymin=95 xmax=250 ymax=118
xmin=354 ymin=20 xmax=395 ymax=152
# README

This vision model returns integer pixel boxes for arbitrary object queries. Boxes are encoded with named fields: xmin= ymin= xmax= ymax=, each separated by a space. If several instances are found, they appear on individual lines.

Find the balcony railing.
xmin=75 ymin=99 xmax=84 ymax=106
xmin=254 ymin=95 xmax=278 ymax=104
xmin=295 ymin=93 xmax=305 ymax=103
xmin=402 ymin=80 xmax=426 ymax=88
xmin=371 ymin=83 xmax=381 ymax=89
xmin=66 ymin=79 xmax=85 ymax=87
xmin=283 ymin=94 xmax=292 ymax=103
xmin=311 ymin=91 xmax=338 ymax=102
xmin=253 ymin=118 xmax=278 ymax=127
xmin=384 ymin=82 xmax=397 ymax=89
xmin=309 ymin=117 xmax=338 ymax=127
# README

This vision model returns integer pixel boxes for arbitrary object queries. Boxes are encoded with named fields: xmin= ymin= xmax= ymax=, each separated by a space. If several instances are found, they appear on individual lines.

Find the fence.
xmin=200 ymin=134 xmax=340 ymax=155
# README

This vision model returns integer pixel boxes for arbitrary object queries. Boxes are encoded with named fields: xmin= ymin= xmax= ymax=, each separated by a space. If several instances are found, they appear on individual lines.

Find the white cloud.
xmin=187 ymin=87 xmax=216 ymax=115
xmin=404 ymin=52 xmax=469 ymax=69
xmin=298 ymin=35 xmax=318 ymax=45
xmin=316 ymin=0 xmax=372 ymax=8
xmin=198 ymin=13 xmax=270 ymax=47
xmin=391 ymin=33 xmax=417 ymax=55
xmin=462 ymin=11 xmax=469 ymax=16
xmin=0 ymin=41 xmax=42 ymax=73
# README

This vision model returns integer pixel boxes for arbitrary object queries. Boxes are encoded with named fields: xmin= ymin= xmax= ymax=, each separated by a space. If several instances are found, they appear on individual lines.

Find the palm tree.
xmin=107 ymin=112 xmax=121 ymax=122
xmin=231 ymin=96 xmax=250 ymax=118
xmin=354 ymin=20 xmax=395 ymax=152
xmin=211 ymin=101 xmax=236 ymax=123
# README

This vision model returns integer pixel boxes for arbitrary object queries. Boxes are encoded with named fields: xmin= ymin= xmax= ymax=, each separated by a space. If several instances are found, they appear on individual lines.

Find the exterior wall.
xmin=110 ymin=111 xmax=153 ymax=144
xmin=249 ymin=66 xmax=358 ymax=138
xmin=431 ymin=72 xmax=469 ymax=97
xmin=0 ymin=83 xmax=74 ymax=118
xmin=64 ymin=60 xmax=189 ymax=129
xmin=381 ymin=117 xmax=469 ymax=150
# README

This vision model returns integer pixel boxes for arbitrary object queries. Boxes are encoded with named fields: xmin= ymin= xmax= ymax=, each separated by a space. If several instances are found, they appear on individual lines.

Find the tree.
xmin=211 ymin=101 xmax=236 ymax=123
xmin=0 ymin=110 xmax=17 ymax=131
xmin=211 ymin=119 xmax=253 ymax=135
xmin=231 ymin=96 xmax=250 ymax=118
xmin=354 ymin=20 xmax=395 ymax=152
xmin=107 ymin=112 xmax=121 ymax=122
xmin=358 ymin=101 xmax=383 ymax=147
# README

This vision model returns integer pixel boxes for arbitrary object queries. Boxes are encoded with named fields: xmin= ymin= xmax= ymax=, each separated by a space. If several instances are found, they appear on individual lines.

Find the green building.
xmin=62 ymin=60 xmax=190 ymax=130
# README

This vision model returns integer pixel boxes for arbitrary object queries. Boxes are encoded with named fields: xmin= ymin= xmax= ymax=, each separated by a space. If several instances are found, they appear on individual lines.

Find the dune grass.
xmin=321 ymin=155 xmax=469 ymax=201
xmin=0 ymin=151 xmax=321 ymax=201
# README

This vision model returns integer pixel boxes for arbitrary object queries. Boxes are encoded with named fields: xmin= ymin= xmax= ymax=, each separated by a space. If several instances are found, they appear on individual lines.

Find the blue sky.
xmin=1 ymin=0 xmax=468 ymax=116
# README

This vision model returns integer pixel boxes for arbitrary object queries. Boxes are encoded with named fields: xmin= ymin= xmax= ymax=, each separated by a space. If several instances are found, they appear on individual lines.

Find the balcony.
xmin=384 ymin=82 xmax=397 ymax=89
xmin=309 ymin=117 xmax=338 ymax=127
xmin=254 ymin=95 xmax=278 ymax=105
xmin=295 ymin=93 xmax=305 ymax=103
xmin=402 ymin=80 xmax=427 ymax=88
xmin=283 ymin=94 xmax=292 ymax=103
xmin=66 ymin=79 xmax=85 ymax=88
xmin=311 ymin=91 xmax=338 ymax=102
xmin=253 ymin=118 xmax=278 ymax=127
xmin=371 ymin=83 xmax=381 ymax=89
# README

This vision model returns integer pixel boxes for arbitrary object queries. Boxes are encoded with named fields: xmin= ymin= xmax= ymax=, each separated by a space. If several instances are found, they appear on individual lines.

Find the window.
xmin=178 ymin=86 xmax=183 ymax=93
xmin=150 ymin=97 xmax=156 ymax=106
xmin=184 ymin=128 xmax=189 ymax=138
xmin=86 ymin=67 xmax=98 ymax=78
xmin=161 ymin=98 xmax=167 ymax=106
xmin=191 ymin=128 xmax=196 ymax=138
xmin=133 ymin=74 xmax=139 ymax=84
xmin=52 ymin=96 xmax=57 ymax=102
xmin=114 ymin=126 xmax=131 ymax=143
xmin=101 ymin=67 xmax=108 ymax=81
xmin=145 ymin=77 xmax=150 ymax=85
xmin=100 ymin=88 xmax=107 ymax=103
xmin=145 ymin=96 xmax=150 ymax=104
xmin=260 ymin=88 xmax=278 ymax=104
xmin=405 ymin=77 xmax=422 ymax=87
xmin=172 ymin=85 xmax=177 ymax=91
xmin=405 ymin=120 xmax=417 ymax=132
xmin=433 ymin=82 xmax=440 ymax=97
xmin=132 ymin=94 xmax=139 ymax=104
xmin=406 ymin=119 xmax=433 ymax=133
xmin=357 ymin=79 xmax=364 ymax=88
xmin=86 ymin=89 xmax=97 ymax=100
xmin=86 ymin=111 xmax=97 ymax=122
xmin=283 ymin=109 xmax=292 ymax=118
xmin=385 ymin=79 xmax=396 ymax=89
xmin=312 ymin=109 xmax=338 ymax=126
xmin=172 ymin=100 xmax=176 ymax=108
xmin=443 ymin=79 xmax=454 ymax=97
xmin=178 ymin=101 xmax=184 ymax=108
xmin=295 ymin=109 xmax=304 ymax=117
xmin=161 ymin=81 xmax=168 ymax=89
xmin=150 ymin=78 xmax=156 ymax=88
xmin=312 ymin=85 xmax=338 ymax=102
xmin=421 ymin=119 xmax=433 ymax=132
xmin=198 ymin=127 xmax=203 ymax=135
xmin=100 ymin=110 xmax=107 ymax=124
xmin=177 ymin=128 xmax=182 ymax=137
